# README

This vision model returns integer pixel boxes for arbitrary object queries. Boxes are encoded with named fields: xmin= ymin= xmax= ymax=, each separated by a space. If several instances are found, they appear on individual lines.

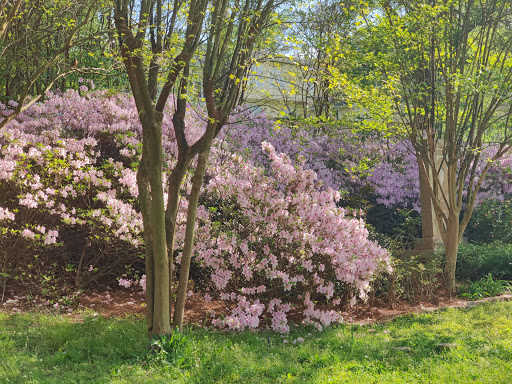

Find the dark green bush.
xmin=456 ymin=242 xmax=512 ymax=281
xmin=370 ymin=251 xmax=443 ymax=304
xmin=465 ymin=198 xmax=512 ymax=244
xmin=343 ymin=186 xmax=422 ymax=240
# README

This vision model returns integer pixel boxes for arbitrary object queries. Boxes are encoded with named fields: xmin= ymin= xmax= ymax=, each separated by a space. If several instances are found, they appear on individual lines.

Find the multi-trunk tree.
xmin=113 ymin=0 xmax=283 ymax=337
xmin=365 ymin=0 xmax=512 ymax=287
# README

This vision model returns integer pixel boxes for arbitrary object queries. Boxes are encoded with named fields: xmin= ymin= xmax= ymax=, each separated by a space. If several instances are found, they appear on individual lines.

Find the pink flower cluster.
xmin=118 ymin=278 xmax=132 ymax=288
xmin=367 ymin=142 xmax=421 ymax=211
xmin=0 ymin=207 xmax=15 ymax=221
xmin=367 ymin=141 xmax=512 ymax=211
xmin=191 ymin=142 xmax=391 ymax=332
xmin=19 ymin=226 xmax=58 ymax=244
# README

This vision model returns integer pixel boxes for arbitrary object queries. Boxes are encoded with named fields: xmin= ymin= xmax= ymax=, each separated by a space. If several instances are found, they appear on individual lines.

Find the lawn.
xmin=1 ymin=302 xmax=511 ymax=383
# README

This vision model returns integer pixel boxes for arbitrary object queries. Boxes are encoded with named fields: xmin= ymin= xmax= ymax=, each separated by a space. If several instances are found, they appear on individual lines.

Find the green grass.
xmin=1 ymin=302 xmax=512 ymax=383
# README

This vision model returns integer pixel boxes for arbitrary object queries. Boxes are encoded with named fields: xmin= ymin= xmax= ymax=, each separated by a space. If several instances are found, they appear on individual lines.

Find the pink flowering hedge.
xmin=0 ymin=89 xmax=391 ymax=332
xmin=367 ymin=142 xmax=512 ymax=212
xmin=197 ymin=143 xmax=390 ymax=332
xmin=0 ymin=89 xmax=145 ymax=294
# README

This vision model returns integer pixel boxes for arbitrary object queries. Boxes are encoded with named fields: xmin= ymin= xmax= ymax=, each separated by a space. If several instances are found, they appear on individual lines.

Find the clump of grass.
xmin=150 ymin=327 xmax=198 ymax=368
xmin=459 ymin=273 xmax=512 ymax=300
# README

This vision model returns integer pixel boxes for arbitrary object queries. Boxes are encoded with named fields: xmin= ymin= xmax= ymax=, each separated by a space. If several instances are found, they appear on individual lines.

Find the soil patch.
xmin=2 ymin=289 xmax=511 ymax=327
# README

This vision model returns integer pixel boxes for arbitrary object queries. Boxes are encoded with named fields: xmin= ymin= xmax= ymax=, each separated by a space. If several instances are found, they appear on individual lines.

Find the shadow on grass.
xmin=0 ymin=312 xmax=149 ymax=383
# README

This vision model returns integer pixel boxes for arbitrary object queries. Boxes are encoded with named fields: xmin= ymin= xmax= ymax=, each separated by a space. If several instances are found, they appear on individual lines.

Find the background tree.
xmin=251 ymin=0 xmax=361 ymax=120
xmin=363 ymin=0 xmax=512 ymax=287
xmin=292 ymin=0 xmax=360 ymax=119
xmin=0 ymin=0 xmax=101 ymax=128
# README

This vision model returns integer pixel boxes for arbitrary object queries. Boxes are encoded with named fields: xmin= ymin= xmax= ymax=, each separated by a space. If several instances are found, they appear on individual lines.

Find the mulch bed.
xmin=3 ymin=287 xmax=511 ymax=327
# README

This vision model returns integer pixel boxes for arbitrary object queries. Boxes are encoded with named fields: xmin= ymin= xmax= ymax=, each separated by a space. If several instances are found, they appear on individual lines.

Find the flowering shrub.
xmin=367 ymin=141 xmax=512 ymax=212
xmin=193 ymin=143 xmax=391 ymax=332
xmin=220 ymin=112 xmax=385 ymax=194
xmin=0 ymin=90 xmax=149 ymax=294
xmin=1 ymin=90 xmax=391 ymax=332
xmin=367 ymin=142 xmax=421 ymax=211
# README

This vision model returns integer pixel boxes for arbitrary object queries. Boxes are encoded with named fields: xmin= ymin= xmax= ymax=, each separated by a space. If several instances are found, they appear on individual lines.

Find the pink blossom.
xmin=0 ymin=207 xmax=15 ymax=221
xmin=21 ymin=228 xmax=36 ymax=239
xmin=139 ymin=275 xmax=147 ymax=292
xmin=118 ymin=278 xmax=132 ymax=288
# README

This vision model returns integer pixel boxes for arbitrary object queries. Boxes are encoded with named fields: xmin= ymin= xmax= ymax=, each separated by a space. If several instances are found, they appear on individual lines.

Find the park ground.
xmin=1 ymin=292 xmax=512 ymax=383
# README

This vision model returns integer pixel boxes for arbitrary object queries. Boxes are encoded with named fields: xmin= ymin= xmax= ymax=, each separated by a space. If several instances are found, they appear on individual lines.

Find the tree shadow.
xmin=0 ymin=312 xmax=149 ymax=383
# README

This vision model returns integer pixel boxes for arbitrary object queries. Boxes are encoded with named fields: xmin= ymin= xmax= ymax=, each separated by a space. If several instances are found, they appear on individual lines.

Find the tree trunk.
xmin=112 ymin=0 xmax=209 ymax=339
xmin=139 ymin=114 xmax=171 ymax=338
xmin=443 ymin=210 xmax=460 ymax=290
xmin=148 ymin=117 xmax=170 ymax=336
xmin=173 ymin=148 xmax=210 ymax=331
xmin=137 ymin=150 xmax=155 ymax=334
xmin=165 ymin=158 xmax=189 ymax=319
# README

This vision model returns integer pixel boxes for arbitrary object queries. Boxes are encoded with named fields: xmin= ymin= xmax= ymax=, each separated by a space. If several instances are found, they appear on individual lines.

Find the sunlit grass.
xmin=1 ymin=302 xmax=511 ymax=383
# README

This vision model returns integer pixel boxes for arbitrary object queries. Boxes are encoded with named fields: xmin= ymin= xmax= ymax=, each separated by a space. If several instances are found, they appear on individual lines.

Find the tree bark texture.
xmin=146 ymin=116 xmax=171 ymax=335
xmin=173 ymin=123 xmax=216 ymax=330
xmin=443 ymin=211 xmax=460 ymax=289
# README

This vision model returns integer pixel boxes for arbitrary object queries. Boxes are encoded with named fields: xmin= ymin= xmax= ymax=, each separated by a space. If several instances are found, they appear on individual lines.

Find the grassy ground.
xmin=1 ymin=302 xmax=511 ymax=384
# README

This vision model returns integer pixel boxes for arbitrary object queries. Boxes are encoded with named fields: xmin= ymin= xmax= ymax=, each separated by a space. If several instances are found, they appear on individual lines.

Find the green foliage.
xmin=347 ymin=186 xmax=422 ymax=246
xmin=371 ymin=251 xmax=443 ymax=305
xmin=465 ymin=198 xmax=512 ymax=244
xmin=365 ymin=207 xmax=422 ymax=252
xmin=364 ymin=208 xmax=441 ymax=304
xmin=459 ymin=274 xmax=512 ymax=301
xmin=456 ymin=242 xmax=512 ymax=281
xmin=2 ymin=302 xmax=512 ymax=383
xmin=390 ymin=209 xmax=423 ymax=250
xmin=151 ymin=329 xmax=197 ymax=368
xmin=0 ymin=0 xmax=126 ymax=102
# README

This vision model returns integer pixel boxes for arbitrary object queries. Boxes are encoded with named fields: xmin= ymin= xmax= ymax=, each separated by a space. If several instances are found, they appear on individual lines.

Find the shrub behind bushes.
xmin=465 ymin=198 xmax=512 ymax=244
xmin=370 ymin=252 xmax=443 ymax=304
xmin=456 ymin=242 xmax=512 ymax=281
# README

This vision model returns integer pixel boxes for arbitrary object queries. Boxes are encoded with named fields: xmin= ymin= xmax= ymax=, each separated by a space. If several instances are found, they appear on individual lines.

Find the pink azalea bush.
xmin=192 ymin=142 xmax=391 ymax=332
xmin=0 ymin=89 xmax=391 ymax=332
xmin=367 ymin=142 xmax=421 ymax=211
xmin=0 ymin=90 xmax=148 ymax=291
xmin=220 ymin=111 xmax=384 ymax=194
xmin=367 ymin=141 xmax=512 ymax=212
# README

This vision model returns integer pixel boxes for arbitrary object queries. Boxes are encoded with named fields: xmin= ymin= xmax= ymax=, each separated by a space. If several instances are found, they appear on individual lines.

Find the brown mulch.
xmin=2 ymin=289 xmax=511 ymax=327
xmin=76 ymin=290 xmax=227 ymax=326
